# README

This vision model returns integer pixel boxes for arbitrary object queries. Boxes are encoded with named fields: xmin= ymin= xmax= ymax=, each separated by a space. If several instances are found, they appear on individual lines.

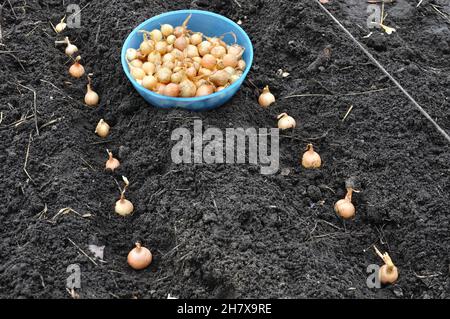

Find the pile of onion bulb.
xmin=125 ymin=14 xmax=246 ymax=98
xmin=374 ymin=246 xmax=399 ymax=285
xmin=127 ymin=242 xmax=152 ymax=270
xmin=334 ymin=187 xmax=355 ymax=220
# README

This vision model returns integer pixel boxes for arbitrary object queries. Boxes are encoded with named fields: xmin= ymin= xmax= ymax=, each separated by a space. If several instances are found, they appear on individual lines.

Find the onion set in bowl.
xmin=125 ymin=15 xmax=246 ymax=98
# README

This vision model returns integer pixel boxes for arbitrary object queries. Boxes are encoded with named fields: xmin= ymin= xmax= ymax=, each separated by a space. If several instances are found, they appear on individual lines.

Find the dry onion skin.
xmin=334 ymin=188 xmax=356 ymax=220
xmin=115 ymin=176 xmax=134 ymax=216
xmin=302 ymin=144 xmax=322 ymax=169
xmin=374 ymin=246 xmax=399 ymax=285
xmin=127 ymin=242 xmax=152 ymax=270
xmin=126 ymin=15 xmax=246 ymax=98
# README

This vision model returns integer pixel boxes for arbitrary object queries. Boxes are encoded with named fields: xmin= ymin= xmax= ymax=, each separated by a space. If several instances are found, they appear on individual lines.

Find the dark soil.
xmin=1 ymin=0 xmax=449 ymax=299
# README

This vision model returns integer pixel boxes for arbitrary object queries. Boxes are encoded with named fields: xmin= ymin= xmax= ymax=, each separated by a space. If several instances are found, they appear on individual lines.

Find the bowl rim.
xmin=121 ymin=9 xmax=254 ymax=103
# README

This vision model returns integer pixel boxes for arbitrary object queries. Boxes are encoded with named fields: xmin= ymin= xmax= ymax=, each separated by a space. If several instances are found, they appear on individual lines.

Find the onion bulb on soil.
xmin=95 ymin=119 xmax=110 ymax=138
xmin=334 ymin=188 xmax=355 ymax=219
xmin=65 ymin=44 xmax=78 ymax=57
xmin=277 ymin=113 xmax=296 ymax=130
xmin=115 ymin=176 xmax=134 ymax=216
xmin=84 ymin=76 xmax=99 ymax=107
xmin=54 ymin=16 xmax=67 ymax=33
xmin=374 ymin=246 xmax=399 ymax=285
xmin=57 ymin=37 xmax=78 ymax=56
xmin=258 ymin=86 xmax=275 ymax=108
xmin=127 ymin=242 xmax=152 ymax=270
xmin=302 ymin=144 xmax=322 ymax=169
xmin=105 ymin=150 xmax=120 ymax=171
xmin=69 ymin=56 xmax=85 ymax=78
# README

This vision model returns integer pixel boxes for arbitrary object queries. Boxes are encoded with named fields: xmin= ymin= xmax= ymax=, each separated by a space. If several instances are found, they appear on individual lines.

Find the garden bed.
xmin=0 ymin=0 xmax=449 ymax=298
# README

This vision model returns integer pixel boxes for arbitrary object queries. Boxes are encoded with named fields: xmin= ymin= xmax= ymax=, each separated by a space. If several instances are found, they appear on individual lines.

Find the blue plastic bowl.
xmin=121 ymin=10 xmax=253 ymax=111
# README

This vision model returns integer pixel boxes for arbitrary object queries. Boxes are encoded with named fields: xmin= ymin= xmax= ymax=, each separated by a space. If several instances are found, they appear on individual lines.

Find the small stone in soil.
xmin=118 ymin=145 xmax=129 ymax=160
xmin=307 ymin=185 xmax=322 ymax=202
xmin=203 ymin=212 xmax=217 ymax=224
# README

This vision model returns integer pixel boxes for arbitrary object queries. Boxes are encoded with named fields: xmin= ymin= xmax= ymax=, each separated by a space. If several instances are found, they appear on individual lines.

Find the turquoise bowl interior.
xmin=121 ymin=10 xmax=254 ymax=111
